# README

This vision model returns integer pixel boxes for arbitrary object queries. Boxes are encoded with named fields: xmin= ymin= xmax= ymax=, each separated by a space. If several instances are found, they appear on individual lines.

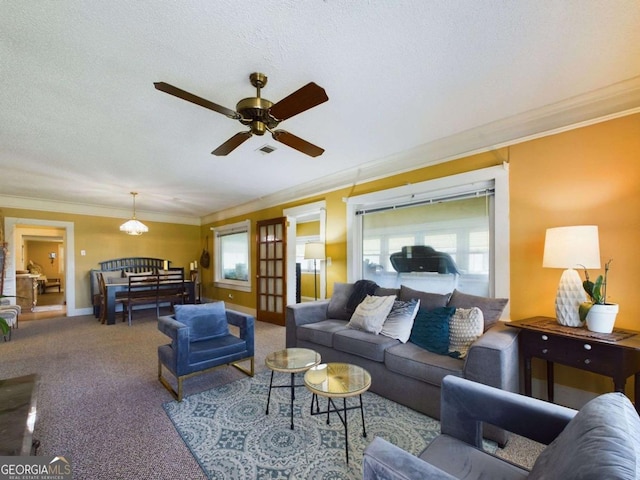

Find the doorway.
xmin=4 ymin=217 xmax=76 ymax=316
xmin=283 ymin=201 xmax=327 ymax=305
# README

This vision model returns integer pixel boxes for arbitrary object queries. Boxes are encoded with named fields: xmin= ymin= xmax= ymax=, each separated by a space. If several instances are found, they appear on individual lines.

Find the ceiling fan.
xmin=154 ymin=72 xmax=328 ymax=157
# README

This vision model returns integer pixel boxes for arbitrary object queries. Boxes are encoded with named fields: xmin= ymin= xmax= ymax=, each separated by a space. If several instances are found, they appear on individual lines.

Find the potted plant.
xmin=579 ymin=259 xmax=618 ymax=333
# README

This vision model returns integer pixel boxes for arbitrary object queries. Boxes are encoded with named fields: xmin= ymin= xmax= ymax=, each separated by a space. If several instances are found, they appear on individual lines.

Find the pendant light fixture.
xmin=120 ymin=192 xmax=148 ymax=235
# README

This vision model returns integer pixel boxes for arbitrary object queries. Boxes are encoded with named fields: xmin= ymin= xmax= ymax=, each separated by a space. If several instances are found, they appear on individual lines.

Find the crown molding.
xmin=0 ymin=194 xmax=201 ymax=226
xmin=202 ymin=76 xmax=640 ymax=224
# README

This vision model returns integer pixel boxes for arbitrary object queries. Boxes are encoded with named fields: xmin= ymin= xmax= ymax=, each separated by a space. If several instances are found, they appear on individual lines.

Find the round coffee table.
xmin=304 ymin=362 xmax=371 ymax=463
xmin=265 ymin=347 xmax=321 ymax=429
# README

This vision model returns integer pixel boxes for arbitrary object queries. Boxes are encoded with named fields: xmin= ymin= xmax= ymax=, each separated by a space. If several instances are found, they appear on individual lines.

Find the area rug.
xmin=164 ymin=371 xmax=495 ymax=479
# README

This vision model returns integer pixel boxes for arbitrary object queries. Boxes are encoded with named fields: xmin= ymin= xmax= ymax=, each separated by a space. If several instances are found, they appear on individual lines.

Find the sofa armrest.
xmin=440 ymin=375 xmax=576 ymax=448
xmin=463 ymin=321 xmax=520 ymax=392
xmin=226 ymin=309 xmax=255 ymax=356
xmin=363 ymin=437 xmax=457 ymax=480
xmin=285 ymin=300 xmax=330 ymax=347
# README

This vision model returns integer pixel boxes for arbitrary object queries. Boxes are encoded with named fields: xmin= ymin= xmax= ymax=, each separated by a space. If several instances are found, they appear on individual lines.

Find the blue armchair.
xmin=157 ymin=302 xmax=254 ymax=401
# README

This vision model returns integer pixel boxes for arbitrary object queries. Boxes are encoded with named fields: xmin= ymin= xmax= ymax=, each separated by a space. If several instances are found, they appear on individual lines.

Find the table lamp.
xmin=543 ymin=226 xmax=600 ymax=326
xmin=304 ymin=242 xmax=325 ymax=301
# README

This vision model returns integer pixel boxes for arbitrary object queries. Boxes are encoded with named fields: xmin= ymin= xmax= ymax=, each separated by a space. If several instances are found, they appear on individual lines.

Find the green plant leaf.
xmin=579 ymin=302 xmax=593 ymax=322
xmin=592 ymin=275 xmax=604 ymax=304
xmin=0 ymin=317 xmax=10 ymax=336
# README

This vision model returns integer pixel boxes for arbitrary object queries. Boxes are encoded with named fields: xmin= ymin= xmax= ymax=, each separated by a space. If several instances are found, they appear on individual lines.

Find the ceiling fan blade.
xmin=272 ymin=130 xmax=324 ymax=157
xmin=269 ymin=82 xmax=328 ymax=121
xmin=154 ymin=82 xmax=240 ymax=119
xmin=212 ymin=131 xmax=252 ymax=156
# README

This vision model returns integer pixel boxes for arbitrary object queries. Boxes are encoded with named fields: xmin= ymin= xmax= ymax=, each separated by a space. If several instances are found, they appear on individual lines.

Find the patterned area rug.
xmin=164 ymin=370 xmax=464 ymax=479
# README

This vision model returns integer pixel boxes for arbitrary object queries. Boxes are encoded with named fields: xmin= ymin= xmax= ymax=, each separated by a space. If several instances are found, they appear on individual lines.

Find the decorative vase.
xmin=586 ymin=303 xmax=619 ymax=334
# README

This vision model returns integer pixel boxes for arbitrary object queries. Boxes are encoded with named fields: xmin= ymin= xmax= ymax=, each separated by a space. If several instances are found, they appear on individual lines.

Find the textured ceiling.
xmin=1 ymin=1 xmax=639 ymax=224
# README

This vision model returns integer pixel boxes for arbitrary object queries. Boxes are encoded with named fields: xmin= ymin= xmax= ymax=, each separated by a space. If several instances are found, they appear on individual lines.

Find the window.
xmin=347 ymin=165 xmax=510 ymax=307
xmin=212 ymin=220 xmax=251 ymax=292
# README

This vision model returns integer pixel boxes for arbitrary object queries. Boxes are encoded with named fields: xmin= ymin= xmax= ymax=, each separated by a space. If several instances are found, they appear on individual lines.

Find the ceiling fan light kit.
xmin=154 ymin=72 xmax=328 ymax=157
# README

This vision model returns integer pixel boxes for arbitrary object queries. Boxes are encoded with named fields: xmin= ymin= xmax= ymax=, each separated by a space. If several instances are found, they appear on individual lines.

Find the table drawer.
xmin=520 ymin=331 xmax=622 ymax=375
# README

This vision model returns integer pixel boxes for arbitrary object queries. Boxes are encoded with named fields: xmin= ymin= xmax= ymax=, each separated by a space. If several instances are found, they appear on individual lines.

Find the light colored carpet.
xmin=0 ymin=310 xmax=540 ymax=479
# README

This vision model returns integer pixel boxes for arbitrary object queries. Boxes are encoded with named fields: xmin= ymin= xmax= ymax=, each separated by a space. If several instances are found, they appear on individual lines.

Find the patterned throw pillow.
xmin=347 ymin=295 xmax=396 ymax=334
xmin=448 ymin=307 xmax=484 ymax=358
xmin=409 ymin=307 xmax=456 ymax=355
xmin=380 ymin=299 xmax=420 ymax=343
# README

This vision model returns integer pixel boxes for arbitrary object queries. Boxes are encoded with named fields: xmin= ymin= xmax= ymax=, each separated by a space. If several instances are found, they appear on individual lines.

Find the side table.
xmin=304 ymin=362 xmax=371 ymax=464
xmin=265 ymin=348 xmax=321 ymax=430
xmin=507 ymin=316 xmax=640 ymax=413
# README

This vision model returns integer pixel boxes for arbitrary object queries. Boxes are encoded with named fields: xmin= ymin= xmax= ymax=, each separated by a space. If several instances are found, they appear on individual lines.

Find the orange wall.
xmin=509 ymin=114 xmax=639 ymax=327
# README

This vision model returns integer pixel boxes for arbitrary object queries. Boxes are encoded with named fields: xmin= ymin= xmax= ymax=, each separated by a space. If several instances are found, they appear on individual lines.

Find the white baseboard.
xmin=530 ymin=378 xmax=598 ymax=410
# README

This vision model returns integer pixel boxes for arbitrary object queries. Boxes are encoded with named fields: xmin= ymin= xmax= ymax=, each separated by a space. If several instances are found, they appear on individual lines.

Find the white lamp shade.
xmin=119 ymin=219 xmax=149 ymax=236
xmin=304 ymin=242 xmax=325 ymax=260
xmin=543 ymin=226 xmax=600 ymax=269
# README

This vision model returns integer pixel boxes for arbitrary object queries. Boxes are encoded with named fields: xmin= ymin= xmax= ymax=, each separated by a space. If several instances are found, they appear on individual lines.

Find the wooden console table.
xmin=508 ymin=316 xmax=640 ymax=413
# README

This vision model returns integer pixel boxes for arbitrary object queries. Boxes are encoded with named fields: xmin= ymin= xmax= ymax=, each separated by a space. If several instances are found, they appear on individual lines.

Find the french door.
xmin=256 ymin=217 xmax=287 ymax=325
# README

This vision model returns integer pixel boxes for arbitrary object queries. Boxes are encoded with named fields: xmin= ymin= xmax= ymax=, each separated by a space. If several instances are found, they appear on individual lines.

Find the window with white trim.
xmin=212 ymin=220 xmax=251 ymax=292
xmin=347 ymin=165 xmax=510 ymax=307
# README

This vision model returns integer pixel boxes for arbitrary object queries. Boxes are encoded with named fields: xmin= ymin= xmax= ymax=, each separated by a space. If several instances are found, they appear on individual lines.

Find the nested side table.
xmin=304 ymin=362 xmax=371 ymax=463
xmin=265 ymin=347 xmax=321 ymax=429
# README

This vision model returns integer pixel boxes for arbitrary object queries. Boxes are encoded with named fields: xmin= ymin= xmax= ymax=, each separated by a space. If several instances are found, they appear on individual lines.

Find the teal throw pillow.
xmin=409 ymin=307 xmax=456 ymax=355
xmin=174 ymin=302 xmax=229 ymax=342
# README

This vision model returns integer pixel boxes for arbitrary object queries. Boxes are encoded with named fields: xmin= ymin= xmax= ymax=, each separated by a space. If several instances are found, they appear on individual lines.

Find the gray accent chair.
xmin=363 ymin=375 xmax=640 ymax=479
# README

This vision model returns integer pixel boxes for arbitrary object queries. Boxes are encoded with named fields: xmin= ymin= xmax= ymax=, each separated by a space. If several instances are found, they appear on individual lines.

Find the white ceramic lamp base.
xmin=555 ymin=268 xmax=587 ymax=327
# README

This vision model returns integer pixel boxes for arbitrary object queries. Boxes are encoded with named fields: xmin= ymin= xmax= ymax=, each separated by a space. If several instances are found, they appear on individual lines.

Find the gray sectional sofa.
xmin=285 ymin=282 xmax=520 ymax=445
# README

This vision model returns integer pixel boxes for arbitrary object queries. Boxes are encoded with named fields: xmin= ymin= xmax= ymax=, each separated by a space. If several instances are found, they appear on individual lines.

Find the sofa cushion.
xmin=327 ymin=282 xmax=354 ymax=320
xmin=380 ymin=299 xmax=420 ymax=343
xmin=174 ymin=302 xmax=229 ymax=342
xmin=400 ymin=285 xmax=450 ymax=310
xmin=348 ymin=295 xmax=396 ymax=334
xmin=409 ymin=307 xmax=456 ymax=355
xmin=448 ymin=307 xmax=484 ymax=358
xmin=334 ymin=328 xmax=400 ymax=362
xmin=297 ymin=320 xmax=348 ymax=347
xmin=529 ymin=392 xmax=640 ymax=480
xmin=385 ymin=342 xmax=463 ymax=386
xmin=447 ymin=289 xmax=508 ymax=331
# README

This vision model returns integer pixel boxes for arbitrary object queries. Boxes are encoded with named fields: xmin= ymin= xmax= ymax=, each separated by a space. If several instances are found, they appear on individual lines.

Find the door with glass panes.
xmin=256 ymin=217 xmax=287 ymax=325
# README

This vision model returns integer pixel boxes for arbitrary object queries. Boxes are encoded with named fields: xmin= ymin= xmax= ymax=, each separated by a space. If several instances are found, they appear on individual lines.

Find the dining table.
xmin=104 ymin=280 xmax=194 ymax=325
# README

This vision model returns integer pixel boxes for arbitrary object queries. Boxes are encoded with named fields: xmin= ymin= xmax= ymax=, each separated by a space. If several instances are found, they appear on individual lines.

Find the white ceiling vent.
xmin=257 ymin=144 xmax=277 ymax=155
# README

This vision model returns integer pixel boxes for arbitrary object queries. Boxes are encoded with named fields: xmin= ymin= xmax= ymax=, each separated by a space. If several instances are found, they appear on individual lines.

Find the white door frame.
xmin=283 ymin=201 xmax=326 ymax=306
xmin=4 ymin=217 xmax=77 ymax=316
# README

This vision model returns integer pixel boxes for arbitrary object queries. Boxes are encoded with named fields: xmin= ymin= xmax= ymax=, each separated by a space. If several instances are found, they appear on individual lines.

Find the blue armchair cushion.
xmin=174 ymin=302 xmax=228 ymax=342
xmin=189 ymin=335 xmax=247 ymax=364
xmin=528 ymin=392 xmax=640 ymax=480
xmin=409 ymin=307 xmax=455 ymax=355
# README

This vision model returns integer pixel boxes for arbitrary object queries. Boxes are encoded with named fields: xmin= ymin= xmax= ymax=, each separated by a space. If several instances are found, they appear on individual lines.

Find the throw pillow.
xmin=380 ymin=299 xmax=420 ymax=343
xmin=327 ymin=282 xmax=354 ymax=320
xmin=174 ymin=302 xmax=229 ymax=342
xmin=409 ymin=307 xmax=456 ymax=355
xmin=347 ymin=295 xmax=396 ymax=334
xmin=125 ymin=270 xmax=152 ymax=277
xmin=448 ymin=307 xmax=484 ymax=358
xmin=399 ymin=285 xmax=451 ymax=310
xmin=447 ymin=289 xmax=509 ymax=332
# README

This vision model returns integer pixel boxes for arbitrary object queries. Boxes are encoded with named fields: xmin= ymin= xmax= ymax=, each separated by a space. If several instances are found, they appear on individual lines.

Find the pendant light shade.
xmin=120 ymin=192 xmax=148 ymax=235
